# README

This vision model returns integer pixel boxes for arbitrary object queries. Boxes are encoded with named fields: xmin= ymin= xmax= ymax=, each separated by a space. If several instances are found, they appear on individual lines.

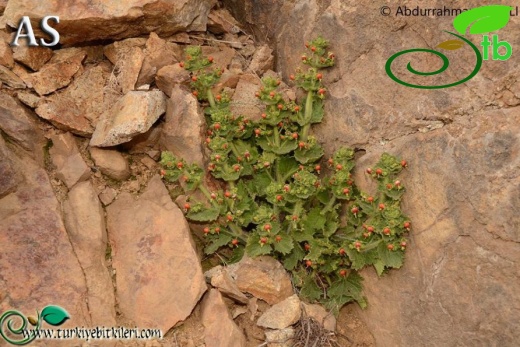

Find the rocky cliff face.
xmin=226 ymin=0 xmax=520 ymax=346
xmin=0 ymin=0 xmax=518 ymax=346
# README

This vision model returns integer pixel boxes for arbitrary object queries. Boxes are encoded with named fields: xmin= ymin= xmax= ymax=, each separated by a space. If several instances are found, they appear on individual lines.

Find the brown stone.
xmin=30 ymin=50 xmax=85 ymax=95
xmin=201 ymin=289 xmax=247 ymax=347
xmin=107 ymin=175 xmax=206 ymax=332
xmin=98 ymin=186 xmax=117 ymax=206
xmin=35 ymin=64 xmax=111 ymax=135
xmin=212 ymin=69 xmax=241 ymax=95
xmin=90 ymin=90 xmax=166 ymax=147
xmin=0 ymin=65 xmax=25 ymax=88
xmin=49 ymin=132 xmax=91 ymax=188
xmin=207 ymin=8 xmax=241 ymax=34
xmin=16 ymin=91 xmax=40 ymax=108
xmin=0 ymin=145 xmax=90 ymax=343
xmin=3 ymin=0 xmax=214 ymax=45
xmin=136 ymin=32 xmax=181 ymax=87
xmin=155 ymin=64 xmax=190 ymax=97
xmin=233 ymin=256 xmax=293 ymax=305
xmin=89 ymin=147 xmax=130 ymax=181
xmin=63 ymin=181 xmax=117 ymax=326
xmin=103 ymin=37 xmax=147 ymax=65
xmin=0 ymin=39 xmax=14 ymax=68
xmin=201 ymin=46 xmax=236 ymax=71
xmin=12 ymin=45 xmax=53 ymax=71
xmin=257 ymin=294 xmax=301 ymax=329
xmin=264 ymin=328 xmax=295 ymax=347
xmin=301 ymin=302 xmax=336 ymax=332
xmin=247 ymin=45 xmax=274 ymax=75
xmin=0 ymin=136 xmax=20 ymax=198
xmin=161 ymin=85 xmax=206 ymax=167
xmin=208 ymin=267 xmax=249 ymax=304
xmin=230 ymin=73 xmax=264 ymax=121
xmin=122 ymin=124 xmax=163 ymax=154
xmin=0 ymin=93 xmax=45 ymax=163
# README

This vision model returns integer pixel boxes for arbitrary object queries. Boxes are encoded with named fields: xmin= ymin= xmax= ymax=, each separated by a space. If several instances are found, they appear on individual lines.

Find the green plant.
xmin=160 ymin=38 xmax=410 ymax=312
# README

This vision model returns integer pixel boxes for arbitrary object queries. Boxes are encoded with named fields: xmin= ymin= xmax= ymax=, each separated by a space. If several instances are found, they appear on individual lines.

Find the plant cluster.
xmin=160 ymin=38 xmax=410 ymax=311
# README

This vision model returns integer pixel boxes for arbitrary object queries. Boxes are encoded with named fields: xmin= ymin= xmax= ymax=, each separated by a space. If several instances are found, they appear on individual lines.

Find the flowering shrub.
xmin=160 ymin=37 xmax=410 ymax=311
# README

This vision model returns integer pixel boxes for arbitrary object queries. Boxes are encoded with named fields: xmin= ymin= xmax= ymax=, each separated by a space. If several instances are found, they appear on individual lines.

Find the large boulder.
xmin=0 ymin=139 xmax=90 ymax=346
xmin=106 ymin=175 xmax=206 ymax=332
xmin=3 ymin=0 xmax=214 ymax=45
xmin=226 ymin=1 xmax=520 ymax=345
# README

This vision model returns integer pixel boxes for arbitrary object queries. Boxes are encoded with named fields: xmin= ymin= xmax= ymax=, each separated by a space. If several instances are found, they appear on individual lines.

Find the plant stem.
xmin=228 ymin=222 xmax=247 ymax=242
xmin=199 ymin=184 xmax=219 ymax=208
xmin=302 ymin=90 xmax=314 ymax=141
xmin=320 ymin=196 xmax=336 ymax=215
xmin=207 ymin=89 xmax=216 ymax=108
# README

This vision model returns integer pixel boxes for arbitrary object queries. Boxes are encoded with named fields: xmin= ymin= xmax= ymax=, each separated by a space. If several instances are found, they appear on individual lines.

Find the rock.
xmin=155 ymin=64 xmax=190 ymax=97
xmin=0 ymin=136 xmax=20 ymax=198
xmin=230 ymin=74 xmax=263 ymax=121
xmin=49 ymin=132 xmax=91 ymax=188
xmin=257 ymin=294 xmax=301 ymax=329
xmin=212 ymin=69 xmax=241 ymax=95
xmin=0 ymin=93 xmax=45 ymax=163
xmin=0 ymin=39 xmax=14 ymax=68
xmin=103 ymin=37 xmax=147 ymax=64
xmin=90 ymin=90 xmax=167 ymax=147
xmin=12 ymin=45 xmax=53 ymax=71
xmin=29 ymin=50 xmax=85 ymax=95
xmin=234 ymin=256 xmax=293 ymax=305
xmin=201 ymin=46 xmax=236 ymax=71
xmin=208 ymin=267 xmax=249 ymax=304
xmin=247 ymin=45 xmax=274 ymax=75
xmin=89 ymin=147 xmax=130 ymax=181
xmin=16 ymin=91 xmax=40 ymax=108
xmin=35 ymin=64 xmax=112 ymax=136
xmin=207 ymin=8 xmax=241 ymax=34
xmin=0 ymin=144 xmax=90 ymax=341
xmin=113 ymin=46 xmax=144 ymax=94
xmin=122 ymin=124 xmax=163 ymax=154
xmin=63 ymin=181 xmax=117 ymax=326
xmin=161 ymin=85 xmax=206 ymax=167
xmin=336 ymin=304 xmax=375 ymax=347
xmin=11 ymin=63 xmax=32 ymax=87
xmin=3 ymin=0 xmax=214 ymax=45
xmin=201 ymin=289 xmax=247 ymax=347
xmin=136 ymin=32 xmax=181 ymax=87
xmin=264 ymin=328 xmax=295 ymax=347
xmin=301 ymin=303 xmax=336 ymax=332
xmin=106 ymin=175 xmax=206 ymax=332
xmin=98 ymin=186 xmax=117 ymax=206
xmin=140 ymin=156 xmax=157 ymax=170
xmin=0 ymin=65 xmax=25 ymax=88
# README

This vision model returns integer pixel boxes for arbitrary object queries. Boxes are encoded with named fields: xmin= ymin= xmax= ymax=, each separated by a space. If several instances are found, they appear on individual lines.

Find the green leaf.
xmin=245 ymin=234 xmax=272 ymax=257
xmin=273 ymin=140 xmax=298 ymax=155
xmin=302 ymin=208 xmax=326 ymax=232
xmin=327 ymin=272 xmax=366 ymax=309
xmin=436 ymin=39 xmax=465 ymax=50
xmin=283 ymin=243 xmax=305 ymax=270
xmin=41 ymin=306 xmax=70 ymax=326
xmin=294 ymin=145 xmax=324 ymax=164
xmin=251 ymin=171 xmax=272 ymax=196
xmin=205 ymin=234 xmax=233 ymax=254
xmin=310 ymin=99 xmax=324 ymax=123
xmin=374 ymin=260 xmax=385 ymax=276
xmin=186 ymin=207 xmax=220 ymax=222
xmin=377 ymin=242 xmax=404 ymax=269
xmin=277 ymin=157 xmax=299 ymax=181
xmin=453 ymin=5 xmax=513 ymax=35
xmin=300 ymin=276 xmax=322 ymax=301
xmin=273 ymin=234 xmax=294 ymax=255
xmin=228 ymin=246 xmax=245 ymax=264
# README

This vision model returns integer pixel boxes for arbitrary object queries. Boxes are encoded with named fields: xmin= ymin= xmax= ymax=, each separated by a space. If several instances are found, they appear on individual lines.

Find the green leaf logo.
xmin=436 ymin=39 xmax=465 ymax=50
xmin=453 ymin=5 xmax=513 ymax=35
xmin=41 ymin=306 xmax=69 ymax=326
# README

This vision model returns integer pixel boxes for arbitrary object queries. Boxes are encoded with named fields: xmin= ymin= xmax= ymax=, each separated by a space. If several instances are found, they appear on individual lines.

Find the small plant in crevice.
xmin=160 ymin=38 xmax=411 ymax=312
